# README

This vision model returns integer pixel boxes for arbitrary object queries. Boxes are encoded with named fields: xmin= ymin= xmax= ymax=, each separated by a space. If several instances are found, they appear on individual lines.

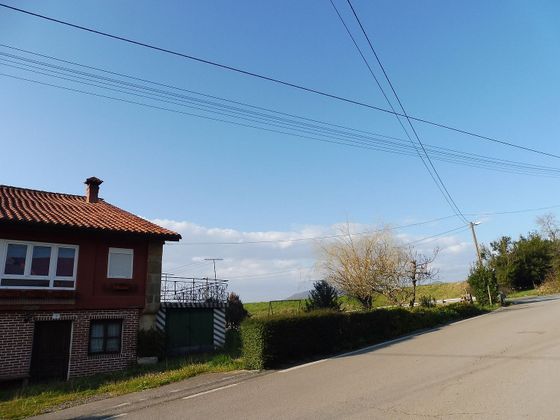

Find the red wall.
xmin=0 ymin=224 xmax=156 ymax=311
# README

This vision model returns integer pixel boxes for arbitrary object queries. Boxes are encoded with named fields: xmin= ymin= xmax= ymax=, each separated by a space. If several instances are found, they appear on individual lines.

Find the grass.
xmin=0 ymin=342 xmax=243 ymax=420
xmin=245 ymin=281 xmax=469 ymax=318
xmin=506 ymin=288 xmax=540 ymax=299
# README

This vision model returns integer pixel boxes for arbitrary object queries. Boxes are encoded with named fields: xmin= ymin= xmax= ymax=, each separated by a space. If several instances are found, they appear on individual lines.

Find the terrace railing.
xmin=161 ymin=273 xmax=228 ymax=304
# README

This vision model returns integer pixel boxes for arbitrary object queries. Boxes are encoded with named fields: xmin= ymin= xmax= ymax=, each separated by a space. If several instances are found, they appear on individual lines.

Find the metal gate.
xmin=165 ymin=308 xmax=214 ymax=355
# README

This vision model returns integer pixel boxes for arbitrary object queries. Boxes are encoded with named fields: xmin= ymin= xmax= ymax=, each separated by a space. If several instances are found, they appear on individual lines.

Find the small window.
xmin=56 ymin=247 xmax=76 ymax=277
xmin=4 ymin=244 xmax=27 ymax=275
xmin=107 ymin=248 xmax=133 ymax=279
xmin=31 ymin=246 xmax=51 ymax=276
xmin=89 ymin=320 xmax=122 ymax=354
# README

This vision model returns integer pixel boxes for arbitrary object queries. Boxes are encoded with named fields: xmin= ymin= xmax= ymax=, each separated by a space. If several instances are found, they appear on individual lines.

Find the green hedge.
xmin=241 ymin=303 xmax=489 ymax=369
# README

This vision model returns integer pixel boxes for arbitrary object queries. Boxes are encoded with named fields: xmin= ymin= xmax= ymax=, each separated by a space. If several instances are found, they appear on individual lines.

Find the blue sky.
xmin=1 ymin=1 xmax=560 ymax=300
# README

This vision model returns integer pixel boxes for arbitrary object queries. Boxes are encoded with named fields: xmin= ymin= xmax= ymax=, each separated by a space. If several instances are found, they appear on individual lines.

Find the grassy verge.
xmin=245 ymin=281 xmax=468 ymax=318
xmin=0 ymin=336 xmax=243 ymax=420
xmin=506 ymin=288 xmax=540 ymax=299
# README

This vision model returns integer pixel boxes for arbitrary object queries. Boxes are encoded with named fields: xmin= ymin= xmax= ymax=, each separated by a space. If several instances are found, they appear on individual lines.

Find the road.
xmin=39 ymin=296 xmax=560 ymax=419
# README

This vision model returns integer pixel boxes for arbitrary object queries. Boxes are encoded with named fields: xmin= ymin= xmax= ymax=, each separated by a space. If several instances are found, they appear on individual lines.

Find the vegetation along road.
xmin=38 ymin=296 xmax=560 ymax=419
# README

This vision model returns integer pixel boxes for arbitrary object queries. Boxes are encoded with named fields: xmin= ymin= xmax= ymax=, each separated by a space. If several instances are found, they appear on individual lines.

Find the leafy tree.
xmin=486 ymin=236 xmax=514 ymax=290
xmin=510 ymin=234 xmax=553 ymax=290
xmin=226 ymin=292 xmax=248 ymax=329
xmin=467 ymin=264 xmax=498 ymax=305
xmin=484 ymin=232 xmax=554 ymax=291
xmin=305 ymin=280 xmax=340 ymax=311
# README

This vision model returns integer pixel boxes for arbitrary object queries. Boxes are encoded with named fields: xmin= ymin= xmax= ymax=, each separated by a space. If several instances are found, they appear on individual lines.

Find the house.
xmin=0 ymin=177 xmax=181 ymax=382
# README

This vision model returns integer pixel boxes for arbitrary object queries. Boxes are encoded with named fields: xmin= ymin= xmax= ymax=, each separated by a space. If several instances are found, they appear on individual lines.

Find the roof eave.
xmin=0 ymin=219 xmax=182 ymax=241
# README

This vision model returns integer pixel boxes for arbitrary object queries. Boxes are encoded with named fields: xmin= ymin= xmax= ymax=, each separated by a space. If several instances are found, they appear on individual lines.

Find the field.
xmin=245 ymin=281 xmax=468 ymax=318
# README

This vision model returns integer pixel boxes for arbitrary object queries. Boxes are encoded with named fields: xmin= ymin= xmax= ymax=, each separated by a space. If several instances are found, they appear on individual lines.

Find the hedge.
xmin=241 ymin=303 xmax=489 ymax=369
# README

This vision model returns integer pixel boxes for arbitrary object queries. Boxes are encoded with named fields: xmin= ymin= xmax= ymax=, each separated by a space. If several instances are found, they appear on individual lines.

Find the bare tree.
xmin=318 ymin=225 xmax=439 ymax=309
xmin=407 ymin=249 xmax=439 ymax=307
xmin=536 ymin=213 xmax=560 ymax=242
xmin=318 ymin=225 xmax=395 ymax=309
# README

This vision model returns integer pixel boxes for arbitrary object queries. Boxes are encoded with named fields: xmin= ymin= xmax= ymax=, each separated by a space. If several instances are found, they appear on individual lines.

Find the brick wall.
xmin=0 ymin=309 xmax=139 ymax=380
xmin=0 ymin=312 xmax=34 ymax=379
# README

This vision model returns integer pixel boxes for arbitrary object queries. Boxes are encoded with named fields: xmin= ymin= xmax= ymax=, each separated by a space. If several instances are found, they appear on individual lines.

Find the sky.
xmin=1 ymin=1 xmax=560 ymax=301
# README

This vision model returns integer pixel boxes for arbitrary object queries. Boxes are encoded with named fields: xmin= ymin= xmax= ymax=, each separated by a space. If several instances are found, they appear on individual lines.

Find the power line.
xmin=2 ymin=42 xmax=558 ymax=177
xmin=465 ymin=203 xmax=560 ymax=217
xmin=5 ymin=69 xmax=557 ymax=178
xmin=165 ymin=215 xmax=459 ymax=246
xmin=406 ymin=225 xmax=470 ymax=245
xmin=218 ymin=226 xmax=469 ymax=280
xmin=330 ymin=0 xmax=467 ymax=224
xmin=2 ymin=3 xmax=560 ymax=160
xmin=164 ymin=203 xmax=560 ymax=247
xmin=2 ymin=47 xmax=559 ymax=178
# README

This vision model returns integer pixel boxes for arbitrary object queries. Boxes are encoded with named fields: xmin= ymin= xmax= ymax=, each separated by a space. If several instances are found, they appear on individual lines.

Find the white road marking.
xmin=110 ymin=402 xmax=131 ymax=409
xmin=182 ymin=383 xmax=238 ymax=400
xmin=169 ymin=389 xmax=183 ymax=393
xmin=277 ymin=359 xmax=327 ymax=373
xmin=110 ymin=413 xmax=128 ymax=418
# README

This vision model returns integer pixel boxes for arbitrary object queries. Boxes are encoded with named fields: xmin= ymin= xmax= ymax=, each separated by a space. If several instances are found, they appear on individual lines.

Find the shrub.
xmin=418 ymin=295 xmax=436 ymax=308
xmin=467 ymin=265 xmax=498 ymax=305
xmin=226 ymin=292 xmax=249 ymax=329
xmin=137 ymin=328 xmax=165 ymax=358
xmin=241 ymin=303 xmax=488 ymax=369
xmin=224 ymin=329 xmax=242 ymax=357
xmin=305 ymin=280 xmax=340 ymax=312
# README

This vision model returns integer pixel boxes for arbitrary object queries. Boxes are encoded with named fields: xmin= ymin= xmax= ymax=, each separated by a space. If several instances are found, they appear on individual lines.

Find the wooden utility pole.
xmin=470 ymin=222 xmax=492 ymax=305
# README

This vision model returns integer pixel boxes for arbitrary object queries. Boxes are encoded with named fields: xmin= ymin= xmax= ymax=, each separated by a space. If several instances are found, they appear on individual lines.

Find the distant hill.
xmin=285 ymin=290 xmax=310 ymax=300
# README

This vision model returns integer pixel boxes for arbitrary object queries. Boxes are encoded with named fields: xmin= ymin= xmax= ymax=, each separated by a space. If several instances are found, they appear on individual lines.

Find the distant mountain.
xmin=285 ymin=290 xmax=311 ymax=300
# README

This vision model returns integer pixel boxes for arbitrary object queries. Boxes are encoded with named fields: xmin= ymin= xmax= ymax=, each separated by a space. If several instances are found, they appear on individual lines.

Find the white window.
xmin=107 ymin=248 xmax=133 ymax=279
xmin=0 ymin=239 xmax=78 ymax=289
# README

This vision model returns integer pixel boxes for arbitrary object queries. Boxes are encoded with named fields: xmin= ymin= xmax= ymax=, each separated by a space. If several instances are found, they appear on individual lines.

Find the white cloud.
xmin=154 ymin=219 xmax=475 ymax=302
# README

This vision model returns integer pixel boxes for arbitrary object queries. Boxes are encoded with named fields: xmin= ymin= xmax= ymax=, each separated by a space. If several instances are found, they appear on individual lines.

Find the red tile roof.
xmin=0 ymin=185 xmax=181 ymax=241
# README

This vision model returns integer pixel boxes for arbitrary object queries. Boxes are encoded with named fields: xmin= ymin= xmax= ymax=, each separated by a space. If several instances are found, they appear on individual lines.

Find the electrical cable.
xmin=1 ymin=4 xmax=559 ymax=160
xmin=1 ymin=51 xmax=559 ymax=177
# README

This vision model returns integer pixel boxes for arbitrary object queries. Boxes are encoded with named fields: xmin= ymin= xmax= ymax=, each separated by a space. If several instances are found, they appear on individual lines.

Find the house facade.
xmin=0 ymin=178 xmax=180 ymax=381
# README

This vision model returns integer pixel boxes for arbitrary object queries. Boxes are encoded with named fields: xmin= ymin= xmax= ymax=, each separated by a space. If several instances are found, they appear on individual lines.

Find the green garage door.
xmin=166 ymin=308 xmax=214 ymax=355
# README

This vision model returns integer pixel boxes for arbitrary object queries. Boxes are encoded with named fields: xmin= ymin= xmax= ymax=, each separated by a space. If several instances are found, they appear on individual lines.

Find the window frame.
xmin=88 ymin=319 xmax=123 ymax=355
xmin=107 ymin=247 xmax=134 ymax=279
xmin=0 ymin=239 xmax=79 ymax=290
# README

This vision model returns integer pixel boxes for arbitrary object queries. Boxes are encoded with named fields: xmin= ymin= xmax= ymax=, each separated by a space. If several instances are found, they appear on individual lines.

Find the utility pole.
xmin=470 ymin=222 xmax=492 ymax=304
xmin=204 ymin=258 xmax=223 ymax=280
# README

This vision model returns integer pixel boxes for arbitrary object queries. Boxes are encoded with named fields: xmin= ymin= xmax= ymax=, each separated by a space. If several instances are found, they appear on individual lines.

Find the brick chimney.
xmin=85 ymin=177 xmax=103 ymax=203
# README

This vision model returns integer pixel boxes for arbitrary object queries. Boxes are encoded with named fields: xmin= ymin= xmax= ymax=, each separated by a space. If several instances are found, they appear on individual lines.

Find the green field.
xmin=245 ymin=281 xmax=468 ymax=318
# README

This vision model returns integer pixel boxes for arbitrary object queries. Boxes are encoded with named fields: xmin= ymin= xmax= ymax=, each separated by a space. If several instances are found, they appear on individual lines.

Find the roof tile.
xmin=0 ymin=185 xmax=181 ymax=240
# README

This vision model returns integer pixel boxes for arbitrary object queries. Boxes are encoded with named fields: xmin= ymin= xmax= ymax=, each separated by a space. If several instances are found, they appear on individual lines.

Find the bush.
xmin=224 ymin=329 xmax=242 ymax=357
xmin=467 ymin=265 xmax=498 ymax=305
xmin=305 ymin=280 xmax=340 ymax=312
xmin=418 ymin=295 xmax=436 ymax=308
xmin=137 ymin=328 xmax=165 ymax=358
xmin=241 ymin=303 xmax=488 ymax=369
xmin=226 ymin=292 xmax=249 ymax=329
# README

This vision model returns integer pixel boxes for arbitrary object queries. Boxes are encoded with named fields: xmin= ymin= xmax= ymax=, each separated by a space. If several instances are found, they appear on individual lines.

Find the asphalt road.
xmin=40 ymin=296 xmax=560 ymax=419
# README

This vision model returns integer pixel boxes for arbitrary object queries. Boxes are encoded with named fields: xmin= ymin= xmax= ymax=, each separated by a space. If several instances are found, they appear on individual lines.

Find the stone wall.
xmin=140 ymin=240 xmax=164 ymax=331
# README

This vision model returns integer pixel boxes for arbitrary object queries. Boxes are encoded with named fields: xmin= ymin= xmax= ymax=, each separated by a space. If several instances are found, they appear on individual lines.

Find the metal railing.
xmin=161 ymin=273 xmax=228 ymax=303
